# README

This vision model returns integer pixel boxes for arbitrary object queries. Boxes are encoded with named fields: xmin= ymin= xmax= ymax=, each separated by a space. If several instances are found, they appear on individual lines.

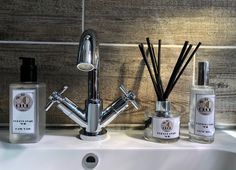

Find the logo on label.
xmin=14 ymin=93 xmax=33 ymax=111
xmin=161 ymin=120 xmax=173 ymax=132
xmin=197 ymin=97 xmax=213 ymax=115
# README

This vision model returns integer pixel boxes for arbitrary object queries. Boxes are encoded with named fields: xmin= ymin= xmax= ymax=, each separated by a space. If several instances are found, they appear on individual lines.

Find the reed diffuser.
xmin=139 ymin=38 xmax=201 ymax=143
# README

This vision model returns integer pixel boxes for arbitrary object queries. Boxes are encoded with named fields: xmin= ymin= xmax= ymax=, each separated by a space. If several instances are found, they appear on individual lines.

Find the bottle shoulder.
xmin=10 ymin=82 xmax=46 ymax=89
xmin=191 ymin=85 xmax=215 ymax=95
xmin=191 ymin=85 xmax=215 ymax=91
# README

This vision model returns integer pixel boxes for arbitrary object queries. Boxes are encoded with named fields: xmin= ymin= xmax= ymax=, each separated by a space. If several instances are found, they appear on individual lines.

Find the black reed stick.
xmin=139 ymin=43 xmax=163 ymax=100
xmin=163 ymin=44 xmax=193 ymax=99
xmin=163 ymin=41 xmax=189 ymax=99
xmin=146 ymin=38 xmax=164 ymax=100
xmin=151 ymin=44 xmax=164 ymax=96
xmin=157 ymin=39 xmax=164 ymax=95
xmin=165 ymin=42 xmax=202 ymax=99
xmin=139 ymin=38 xmax=201 ymax=102
xmin=146 ymin=38 xmax=159 ymax=80
xmin=151 ymin=44 xmax=158 ymax=74
xmin=158 ymin=40 xmax=161 ymax=75
xmin=179 ymin=44 xmax=193 ymax=66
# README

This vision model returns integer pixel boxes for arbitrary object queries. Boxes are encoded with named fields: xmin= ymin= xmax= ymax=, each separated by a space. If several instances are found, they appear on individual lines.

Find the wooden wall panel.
xmin=0 ymin=44 xmax=195 ymax=124
xmin=85 ymin=0 xmax=236 ymax=45
xmin=0 ymin=0 xmax=82 ymax=41
xmin=0 ymin=0 xmax=235 ymax=126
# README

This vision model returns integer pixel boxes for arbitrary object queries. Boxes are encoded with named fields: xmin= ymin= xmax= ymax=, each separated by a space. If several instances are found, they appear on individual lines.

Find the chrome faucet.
xmin=45 ymin=29 xmax=139 ymax=140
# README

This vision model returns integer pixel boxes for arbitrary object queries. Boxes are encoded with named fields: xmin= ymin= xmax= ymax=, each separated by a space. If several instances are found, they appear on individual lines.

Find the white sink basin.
xmin=0 ymin=129 xmax=236 ymax=170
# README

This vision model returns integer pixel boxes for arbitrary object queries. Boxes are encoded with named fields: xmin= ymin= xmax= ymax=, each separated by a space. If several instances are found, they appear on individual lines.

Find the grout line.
xmin=0 ymin=40 xmax=79 ymax=45
xmin=100 ymin=43 xmax=236 ymax=49
xmin=1 ymin=41 xmax=236 ymax=49
xmin=81 ymin=0 xmax=84 ymax=32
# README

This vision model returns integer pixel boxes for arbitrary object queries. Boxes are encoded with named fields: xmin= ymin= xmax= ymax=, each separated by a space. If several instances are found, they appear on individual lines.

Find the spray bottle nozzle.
xmin=19 ymin=57 xmax=36 ymax=66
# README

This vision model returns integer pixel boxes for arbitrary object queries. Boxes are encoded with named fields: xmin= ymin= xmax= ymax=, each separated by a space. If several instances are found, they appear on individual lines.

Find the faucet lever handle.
xmin=129 ymin=96 xmax=139 ymax=110
xmin=119 ymin=84 xmax=129 ymax=95
xmin=119 ymin=85 xmax=139 ymax=110
xmin=59 ymin=85 xmax=68 ymax=95
xmin=45 ymin=85 xmax=69 ymax=111
xmin=45 ymin=100 xmax=55 ymax=111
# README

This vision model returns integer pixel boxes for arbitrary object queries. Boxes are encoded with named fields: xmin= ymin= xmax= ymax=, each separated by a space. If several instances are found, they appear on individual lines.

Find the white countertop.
xmin=0 ymin=129 xmax=235 ymax=152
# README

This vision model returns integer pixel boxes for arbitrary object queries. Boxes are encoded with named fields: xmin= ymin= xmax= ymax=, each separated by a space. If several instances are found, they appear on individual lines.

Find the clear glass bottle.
xmin=9 ymin=57 xmax=46 ymax=143
xmin=189 ymin=61 xmax=215 ymax=143
xmin=144 ymin=101 xmax=180 ymax=143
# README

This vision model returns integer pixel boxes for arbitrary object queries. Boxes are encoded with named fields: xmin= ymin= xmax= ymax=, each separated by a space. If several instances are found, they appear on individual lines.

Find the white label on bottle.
xmin=12 ymin=89 xmax=36 ymax=134
xmin=152 ymin=117 xmax=180 ymax=139
xmin=194 ymin=94 xmax=215 ymax=137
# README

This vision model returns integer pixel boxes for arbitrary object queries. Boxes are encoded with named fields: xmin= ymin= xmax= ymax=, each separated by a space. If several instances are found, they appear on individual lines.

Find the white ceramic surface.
xmin=0 ymin=129 xmax=236 ymax=170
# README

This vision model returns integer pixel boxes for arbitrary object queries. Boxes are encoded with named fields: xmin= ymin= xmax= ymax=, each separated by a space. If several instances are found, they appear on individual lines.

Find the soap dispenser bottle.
xmin=9 ymin=57 xmax=46 ymax=143
xmin=189 ymin=61 xmax=215 ymax=143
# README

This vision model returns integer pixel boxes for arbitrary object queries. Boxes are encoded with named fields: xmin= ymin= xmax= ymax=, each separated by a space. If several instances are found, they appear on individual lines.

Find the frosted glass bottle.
xmin=189 ymin=61 xmax=215 ymax=143
xmin=144 ymin=101 xmax=180 ymax=143
xmin=9 ymin=57 xmax=46 ymax=143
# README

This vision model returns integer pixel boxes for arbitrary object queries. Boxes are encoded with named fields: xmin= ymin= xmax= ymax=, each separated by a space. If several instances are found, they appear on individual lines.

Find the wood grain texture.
xmin=0 ymin=0 xmax=235 ymax=126
xmin=0 ymin=44 xmax=194 ymax=124
xmin=0 ymin=0 xmax=82 ymax=41
xmin=0 ymin=45 xmax=235 ymax=125
xmin=85 ymin=0 xmax=236 ymax=45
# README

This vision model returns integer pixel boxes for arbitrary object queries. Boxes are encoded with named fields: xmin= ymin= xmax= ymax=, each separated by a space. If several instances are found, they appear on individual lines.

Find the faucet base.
xmin=78 ymin=128 xmax=108 ymax=141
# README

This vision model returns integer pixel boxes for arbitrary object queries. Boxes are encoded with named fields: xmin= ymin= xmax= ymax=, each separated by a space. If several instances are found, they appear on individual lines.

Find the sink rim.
xmin=0 ymin=129 xmax=235 ymax=153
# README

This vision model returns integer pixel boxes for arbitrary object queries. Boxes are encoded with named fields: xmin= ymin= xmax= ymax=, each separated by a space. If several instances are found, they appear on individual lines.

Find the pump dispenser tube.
xmin=9 ymin=57 xmax=46 ymax=143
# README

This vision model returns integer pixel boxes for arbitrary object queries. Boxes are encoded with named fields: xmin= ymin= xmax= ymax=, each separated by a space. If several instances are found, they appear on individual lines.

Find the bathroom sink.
xmin=0 ymin=129 xmax=236 ymax=170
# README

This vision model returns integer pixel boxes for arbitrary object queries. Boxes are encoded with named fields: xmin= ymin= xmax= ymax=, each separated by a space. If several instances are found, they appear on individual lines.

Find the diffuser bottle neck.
xmin=156 ymin=100 xmax=171 ymax=118
xmin=156 ymin=101 xmax=170 ymax=112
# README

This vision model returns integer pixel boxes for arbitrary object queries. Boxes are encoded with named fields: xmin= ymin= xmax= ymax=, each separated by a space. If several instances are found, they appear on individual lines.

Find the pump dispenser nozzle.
xmin=19 ymin=57 xmax=37 ymax=82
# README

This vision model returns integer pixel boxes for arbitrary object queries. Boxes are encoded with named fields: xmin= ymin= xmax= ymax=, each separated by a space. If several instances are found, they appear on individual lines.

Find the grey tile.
xmin=0 ymin=0 xmax=82 ymax=41
xmin=85 ymin=0 xmax=236 ymax=45
xmin=0 ymin=44 xmax=196 ymax=125
xmin=1 ymin=44 xmax=235 ymax=125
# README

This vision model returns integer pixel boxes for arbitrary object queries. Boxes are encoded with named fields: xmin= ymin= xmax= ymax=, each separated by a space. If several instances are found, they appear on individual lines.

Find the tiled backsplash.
xmin=0 ymin=0 xmax=235 ymax=126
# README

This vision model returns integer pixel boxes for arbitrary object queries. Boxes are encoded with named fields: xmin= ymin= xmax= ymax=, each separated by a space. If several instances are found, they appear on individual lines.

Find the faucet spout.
xmin=45 ymin=29 xmax=139 ymax=141
xmin=77 ymin=30 xmax=98 ymax=72
xmin=77 ymin=30 xmax=101 ymax=135
xmin=77 ymin=29 xmax=100 ymax=99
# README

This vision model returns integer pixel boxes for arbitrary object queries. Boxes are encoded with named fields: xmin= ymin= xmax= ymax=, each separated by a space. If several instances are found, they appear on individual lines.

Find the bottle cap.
xmin=19 ymin=57 xmax=37 ymax=82
xmin=198 ymin=61 xmax=209 ymax=86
